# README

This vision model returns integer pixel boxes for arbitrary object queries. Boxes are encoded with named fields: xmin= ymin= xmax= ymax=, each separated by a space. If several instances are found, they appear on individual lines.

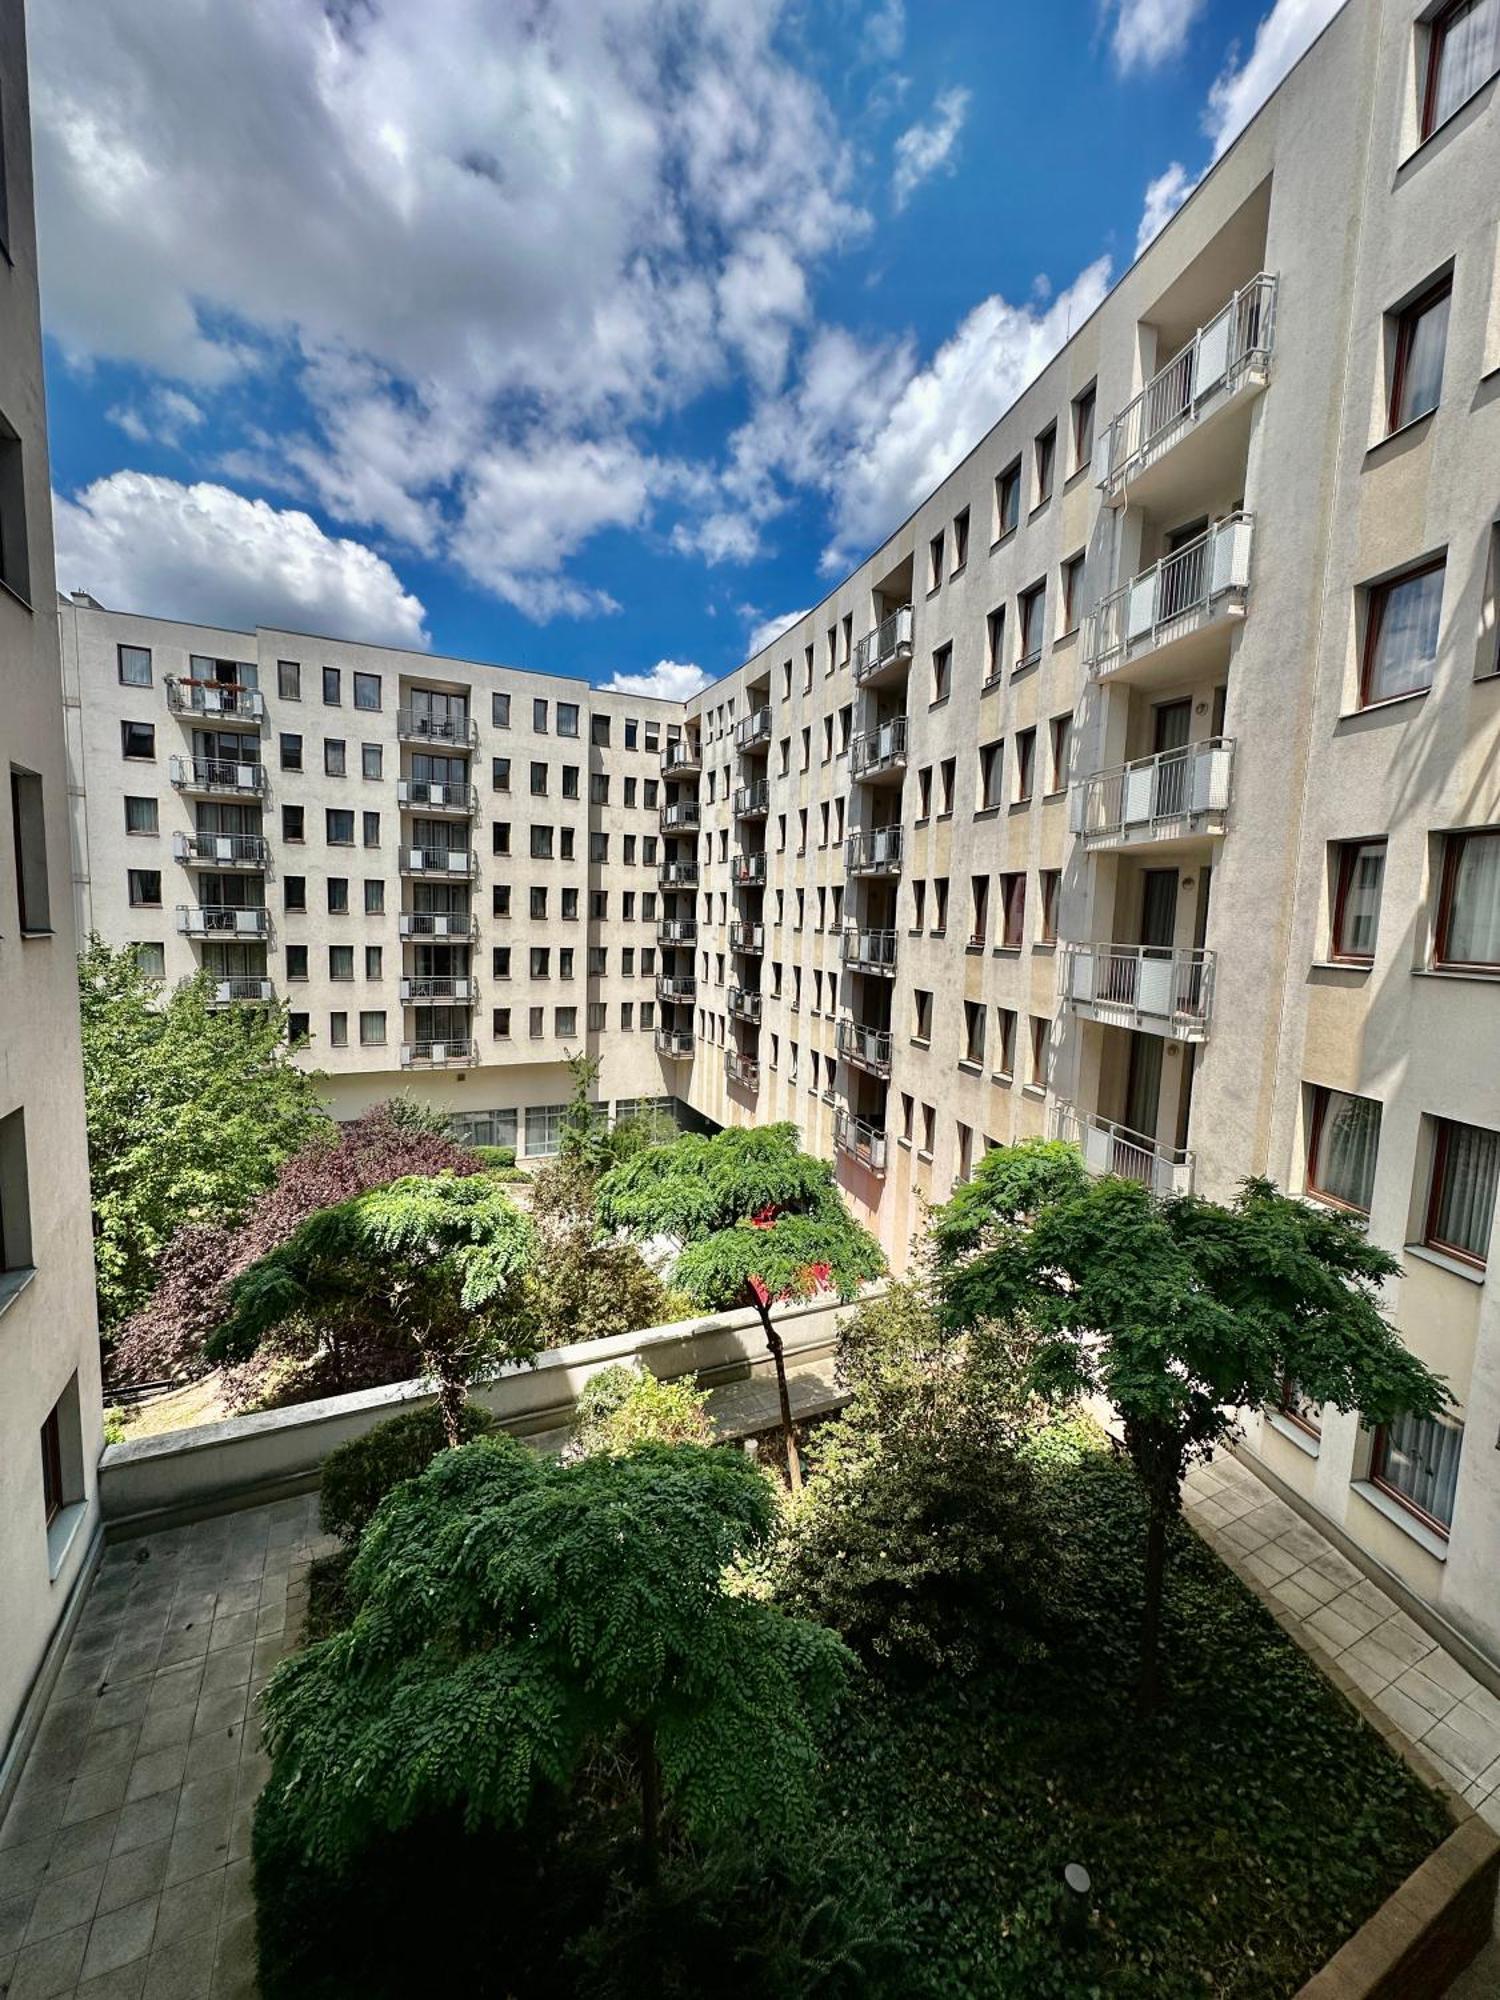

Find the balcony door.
xmin=1158 ymin=517 xmax=1208 ymax=622
xmin=1122 ymin=1032 xmax=1163 ymax=1145
xmin=1140 ymin=869 xmax=1178 ymax=950
xmin=1151 ymin=700 xmax=1193 ymax=817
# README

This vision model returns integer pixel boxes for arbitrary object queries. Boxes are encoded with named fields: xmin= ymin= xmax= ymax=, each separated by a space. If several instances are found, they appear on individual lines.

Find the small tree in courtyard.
xmin=936 ymin=1140 xmax=1450 ymax=1713
xmin=211 ymin=1174 xmax=538 ymax=1443
xmin=597 ymin=1125 xmax=886 ymax=1491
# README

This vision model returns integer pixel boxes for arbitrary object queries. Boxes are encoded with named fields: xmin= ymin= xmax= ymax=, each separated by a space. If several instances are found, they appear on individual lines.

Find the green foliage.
xmin=570 ymin=1365 xmax=711 ymax=1457
xmin=528 ymin=1155 xmax=672 ymax=1346
xmin=319 ymin=1401 xmax=494 ymax=1545
xmin=101 ymin=1407 xmax=127 ymax=1447
xmin=259 ymin=1438 xmax=852 ymax=1875
xmin=930 ymin=1136 xmax=1089 ymax=1264
xmin=597 ymin=1123 xmax=835 ymax=1240
xmin=79 ymin=936 xmax=324 ymax=1327
xmin=472 ymin=1144 xmax=517 ymax=1169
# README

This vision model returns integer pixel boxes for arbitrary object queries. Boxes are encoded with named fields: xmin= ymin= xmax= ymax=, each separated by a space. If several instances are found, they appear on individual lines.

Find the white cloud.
xmin=671 ymin=512 xmax=764 ymax=566
xmin=603 ymin=659 xmax=712 ymax=700
xmin=1136 ymin=161 xmax=1197 ymax=254
xmin=53 ymin=473 xmax=429 ymax=647
xmin=105 ymin=387 xmax=205 ymax=449
xmin=865 ymin=0 xmax=906 ymax=63
xmin=1205 ymin=0 xmax=1344 ymax=158
xmin=891 ymin=87 xmax=971 ymax=211
xmin=1109 ymin=0 xmax=1205 ymax=74
xmin=746 ymin=608 xmax=809 ymax=656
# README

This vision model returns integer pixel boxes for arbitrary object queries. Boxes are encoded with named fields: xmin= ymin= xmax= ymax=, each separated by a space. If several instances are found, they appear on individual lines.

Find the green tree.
xmin=258 ymin=1436 xmax=851 ymax=1884
xmin=936 ymin=1141 xmax=1450 ymax=1712
xmin=79 ymin=937 xmax=324 ymax=1329
xmin=597 ymin=1126 xmax=886 ymax=1491
xmin=211 ymin=1174 xmax=538 ymax=1443
xmin=528 ymin=1151 xmax=673 ymax=1346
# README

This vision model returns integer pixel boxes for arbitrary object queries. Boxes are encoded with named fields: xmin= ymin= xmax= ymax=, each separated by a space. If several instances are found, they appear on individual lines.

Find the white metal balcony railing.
xmin=397 ymin=779 xmax=476 ymax=814
xmin=728 ymin=987 xmax=763 ymax=1023
xmin=662 ymin=738 xmax=702 ymax=776
xmin=658 ymin=918 xmax=698 ymax=945
xmin=734 ymin=780 xmax=770 ymax=818
xmin=175 ymin=904 xmax=269 ymax=938
xmin=400 ymin=1039 xmax=479 ymax=1069
xmin=208 ymin=977 xmax=275 ymax=1007
xmin=732 ymin=853 xmax=767 ymax=887
xmin=172 ymin=832 xmax=269 ymax=867
xmin=1072 ymin=739 xmax=1234 ymax=849
xmin=657 ymin=975 xmax=696 ymax=1001
xmin=725 ymin=1050 xmax=760 ymax=1090
xmin=836 ymin=1018 xmax=893 ymax=1075
xmin=853 ymin=605 xmax=914 ymax=686
xmin=735 ymin=707 xmax=772 ymax=752
xmin=659 ymin=861 xmax=699 ymax=887
xmin=399 ymin=911 xmax=476 ymax=940
xmin=845 ymin=825 xmax=903 ymax=875
xmin=1084 ymin=515 xmax=1253 ymax=679
xmin=399 ymin=976 xmax=474 ymax=1003
xmin=655 ymin=1028 xmax=694 ymax=1059
xmin=401 ymin=845 xmax=476 ymax=877
xmin=850 ymin=715 xmax=908 ymax=780
xmin=169 ymin=754 xmax=267 ymax=795
xmin=660 ymin=801 xmax=700 ymax=831
xmin=1051 ymin=1103 xmax=1195 ymax=1198
xmin=396 ymin=709 xmax=476 ymax=746
xmin=1099 ymin=274 xmax=1277 ymax=501
xmin=834 ymin=1108 xmax=888 ymax=1175
xmin=1059 ymin=943 xmax=1215 ymax=1041
xmin=166 ymin=680 xmax=264 ymax=721
xmin=730 ymin=920 xmax=765 ymax=954
xmin=842 ymin=926 xmax=898 ymax=975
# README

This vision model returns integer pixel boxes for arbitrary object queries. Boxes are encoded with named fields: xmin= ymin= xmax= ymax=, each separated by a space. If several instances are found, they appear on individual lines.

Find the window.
xmin=921 ymin=1103 xmax=937 ymax=1155
xmin=362 ymin=743 xmax=382 ymax=780
xmin=557 ymin=702 xmax=579 ymax=738
xmin=364 ymin=880 xmax=384 ymax=915
xmin=1422 ymin=0 xmax=1500 ymax=138
xmin=917 ymin=767 xmax=932 ymax=819
xmin=493 ymin=820 xmax=510 ymax=855
xmin=1332 ymin=839 xmax=1386 ymax=961
xmin=1072 ymin=383 xmax=1096 ymax=474
xmin=284 ymin=876 xmax=306 ymax=913
xmin=353 ymin=671 xmax=381 ymax=711
xmin=995 ymin=1007 xmax=1017 ymax=1078
xmin=526 ymin=1103 xmax=565 ymax=1155
xmin=329 ymin=944 xmax=354 ymax=980
xmin=1061 ymin=553 xmax=1086 ymax=635
xmin=1015 ymin=728 xmax=1036 ymax=805
xmin=591 ymin=772 xmax=610 ymax=805
xmin=985 ymin=607 xmax=1006 ymax=684
xmin=325 ymin=739 xmax=347 ymax=777
xmin=0 ymin=1107 xmax=31 ymax=1287
xmin=1028 ymin=1015 xmax=1049 ymax=1087
xmin=913 ymin=988 xmax=933 ymax=1041
xmin=1389 ymin=278 xmax=1451 ymax=432
xmin=127 ymin=869 xmax=161 ymax=908
xmin=327 ymin=879 xmax=350 ymax=915
xmin=530 ymin=761 xmax=548 ymax=797
xmin=592 ymin=715 xmax=611 ymax=748
xmin=952 ymin=507 xmax=970 ymax=571
xmin=286 ymin=944 xmax=308 ymax=980
xmin=1019 ymin=581 xmax=1046 ymax=668
xmin=1370 ymin=1412 xmax=1464 ymax=1536
xmin=323 ymin=667 xmax=342 ymax=706
xmin=364 ymin=944 xmax=382 ymax=978
xmin=1038 ymin=869 xmax=1060 ymax=944
xmin=0 ymin=413 xmax=30 ymax=601
xmin=278 ymin=660 xmax=302 ymax=700
xmin=329 ymin=1012 xmax=349 ymax=1048
xmin=931 ymin=643 xmax=952 ymax=704
xmin=1000 ymin=872 xmax=1025 ymax=949
xmin=530 ymin=887 xmax=548 ymax=921
xmin=996 ymin=459 xmax=1021 ymax=538
xmin=533 ymin=698 xmax=549 ymax=733
xmin=1049 ymin=714 xmax=1073 ymax=794
xmin=1425 ymin=1116 xmax=1499 ymax=1264
xmin=492 ymin=946 xmax=512 ymax=978
xmin=360 ymin=1011 xmax=386 ymax=1046
xmin=117 ymin=644 xmax=152 ymax=687
xmin=979 ymin=739 xmax=1004 ymax=811
xmin=128 ymin=941 xmax=163 ymax=981
xmin=939 ymin=758 xmax=955 ymax=814
xmin=288 ymin=1012 xmax=310 ymax=1043
xmin=10 ymin=769 xmax=48 ymax=933
xmin=121 ymin=721 xmax=155 ymax=761
xmin=1435 ymin=828 xmax=1500 ymax=967
xmin=1276 ymin=1380 xmax=1323 ymax=1440
xmin=1306 ymin=1087 xmax=1381 ymax=1213
xmin=556 ymin=1007 xmax=577 ymax=1038
xmin=282 ymin=804 xmax=305 ymax=842
xmin=493 ymin=885 xmax=511 ymax=919
xmin=362 ymin=811 xmax=380 ymax=848
xmin=964 ymin=1000 xmax=986 ymax=1066
xmin=492 ymin=1007 xmax=511 ymax=1039
xmin=1361 ymin=559 xmax=1444 ymax=705
xmin=1033 ymin=424 xmax=1056 ymax=507
xmin=326 ymin=809 xmax=354 ymax=845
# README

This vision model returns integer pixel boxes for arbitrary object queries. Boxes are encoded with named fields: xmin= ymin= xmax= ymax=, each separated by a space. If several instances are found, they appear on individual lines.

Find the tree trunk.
xmin=1126 ymin=1415 xmax=1185 ymax=1717
xmin=757 ymin=1299 xmax=802 ymax=1494
xmin=635 ymin=1721 xmax=661 ymax=1886
xmin=434 ymin=1365 xmax=468 ymax=1448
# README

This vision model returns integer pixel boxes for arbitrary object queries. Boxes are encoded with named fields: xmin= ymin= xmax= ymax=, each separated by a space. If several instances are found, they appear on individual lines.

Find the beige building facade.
xmin=0 ymin=0 xmax=106 ymax=1790
xmin=64 ymin=0 xmax=1500 ymax=1664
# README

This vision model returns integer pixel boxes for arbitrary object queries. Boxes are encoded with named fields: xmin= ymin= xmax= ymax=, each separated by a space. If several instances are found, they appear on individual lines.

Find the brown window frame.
xmin=1421 ymin=0 xmax=1500 ymax=140
xmin=1359 ymin=556 xmax=1445 ymax=708
xmin=40 ymin=1408 xmax=64 ymax=1525
xmin=1038 ymin=869 xmax=1060 ymax=945
xmin=1033 ymin=425 xmax=1056 ymax=508
xmin=999 ymin=872 xmax=1026 ymax=950
xmin=1304 ymin=1085 xmax=1378 ymax=1217
xmin=1368 ymin=1418 xmax=1460 ymax=1538
xmin=1331 ymin=838 xmax=1386 ymax=964
xmin=1277 ymin=1379 xmax=1322 ymax=1442
xmin=1424 ymin=1116 xmax=1496 ymax=1269
xmin=1072 ymin=384 xmax=1096 ymax=473
xmin=1387 ymin=276 xmax=1451 ymax=434
xmin=1018 ymin=581 xmax=1046 ymax=669
xmin=1434 ymin=828 xmax=1500 ymax=970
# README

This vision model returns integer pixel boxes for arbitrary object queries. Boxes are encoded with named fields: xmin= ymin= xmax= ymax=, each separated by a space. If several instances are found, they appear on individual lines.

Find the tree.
xmin=211 ymin=1173 xmax=539 ymax=1443
xmin=597 ymin=1126 xmax=886 ymax=1491
xmin=528 ymin=1153 xmax=674 ymax=1346
xmin=113 ymin=1102 xmax=485 ymax=1392
xmin=258 ymin=1437 xmax=851 ymax=1883
xmin=79 ymin=937 xmax=324 ymax=1329
xmin=935 ymin=1141 xmax=1450 ymax=1713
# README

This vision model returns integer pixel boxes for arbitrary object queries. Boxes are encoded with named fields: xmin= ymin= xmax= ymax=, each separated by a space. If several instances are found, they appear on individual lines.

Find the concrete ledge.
xmin=0 ymin=1518 xmax=105 ymax=1830
xmin=98 ymin=1290 xmax=869 ymax=1533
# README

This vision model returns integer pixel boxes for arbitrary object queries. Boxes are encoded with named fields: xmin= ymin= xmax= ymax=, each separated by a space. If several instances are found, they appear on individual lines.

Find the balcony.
xmin=659 ymin=860 xmax=699 ymax=888
xmin=165 ymin=679 xmax=264 ymax=722
xmin=834 ymin=1109 xmax=888 ymax=1176
xmin=655 ymin=1028 xmax=694 ymax=1059
xmin=1084 ymin=515 xmax=1253 ymax=688
xmin=658 ymin=918 xmax=698 ymax=945
xmin=660 ymin=800 xmax=700 ymax=831
xmin=733 ymin=779 xmax=770 ymax=820
xmin=1073 ymin=739 xmax=1234 ymax=852
xmin=836 ymin=1018 xmax=893 ymax=1076
xmin=400 ymin=844 xmax=476 ymax=878
xmin=400 ymin=1039 xmax=479 ymax=1069
xmin=175 ymin=904 xmax=269 ymax=939
xmin=662 ymin=738 xmax=702 ymax=777
xmin=841 ymin=926 xmax=898 ymax=976
xmin=172 ymin=832 xmax=268 ymax=869
xmin=1099 ymin=274 xmax=1277 ymax=509
xmin=729 ymin=920 xmax=764 ymax=955
xmin=399 ymin=911 xmax=476 ymax=940
xmin=397 ymin=779 xmax=476 ymax=816
xmin=728 ymin=987 xmax=762 ymax=1023
xmin=397 ymin=708 xmax=476 ymax=747
xmin=1051 ymin=1103 xmax=1195 ymax=1198
xmin=850 ymin=715 xmax=908 ymax=783
xmin=1059 ymin=943 xmax=1214 ymax=1042
xmin=169 ymin=754 xmax=267 ymax=798
xmin=399 ymin=976 xmax=475 ymax=1003
xmin=207 ymin=977 xmax=274 ymax=1007
xmin=725 ymin=1050 xmax=760 ymax=1091
xmin=657 ymin=975 xmax=696 ymax=1002
xmin=845 ymin=825 xmax=903 ymax=876
xmin=734 ymin=707 xmax=772 ymax=753
xmin=731 ymin=853 xmax=767 ymax=888
xmin=853 ymin=605 xmax=914 ymax=688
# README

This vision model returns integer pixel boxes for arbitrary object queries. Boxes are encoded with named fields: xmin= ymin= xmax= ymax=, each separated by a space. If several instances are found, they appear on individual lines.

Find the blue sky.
xmin=33 ymin=0 xmax=1340 ymax=696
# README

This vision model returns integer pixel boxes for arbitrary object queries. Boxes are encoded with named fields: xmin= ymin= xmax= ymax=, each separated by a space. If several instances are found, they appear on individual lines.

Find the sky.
xmin=33 ymin=0 xmax=1345 ymax=697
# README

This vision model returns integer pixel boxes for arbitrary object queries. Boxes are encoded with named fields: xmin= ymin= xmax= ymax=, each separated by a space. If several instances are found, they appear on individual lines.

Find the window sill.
xmin=992 ymin=945 xmax=1021 ymax=959
xmin=47 ymin=1500 xmax=89 ymax=1583
xmin=1413 ymin=966 xmax=1500 ymax=987
xmin=1398 ymin=67 xmax=1500 ymax=171
xmin=981 ymin=673 xmax=1003 ymax=695
xmin=1265 ymin=1410 xmax=1320 ymax=1458
xmin=19 ymin=927 xmax=55 ymax=940
xmin=1350 ymin=1480 xmax=1449 ymax=1563
xmin=909 ymin=1036 xmax=931 ymax=1051
xmin=973 ymin=805 xmax=1000 ymax=822
xmin=957 ymin=1060 xmax=983 ymax=1076
xmin=949 ymin=562 xmax=967 ymax=583
xmin=1028 ymin=500 xmax=1051 ymax=522
xmin=930 ymin=695 xmax=951 ymax=712
xmin=965 ymin=942 xmax=984 ymax=955
xmin=1033 ymin=940 xmax=1057 ymax=955
xmin=0 ymin=575 xmax=35 ymax=614
xmin=1403 ymin=1241 xmax=1486 ymax=1286
xmin=1338 ymin=686 xmax=1430 ymax=723
xmin=0 ymin=1265 xmax=38 ymax=1322
xmin=1013 ymin=654 xmax=1042 ymax=680
xmin=1009 ymin=799 xmax=1032 ymax=815
xmin=1021 ymin=1084 xmax=1046 ymax=1100
xmin=916 ymin=1149 xmax=934 ymax=1164
xmin=1309 ymin=958 xmax=1371 ymax=975
xmin=1364 ymin=409 xmax=1434 ymax=460
xmin=992 ymin=1070 xmax=1014 ymax=1086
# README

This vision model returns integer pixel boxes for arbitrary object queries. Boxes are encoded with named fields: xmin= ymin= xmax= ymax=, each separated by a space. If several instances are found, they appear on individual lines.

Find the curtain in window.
xmin=1314 ymin=1090 xmax=1381 ymax=1210
xmin=1376 ymin=1412 xmax=1464 ymax=1530
xmin=1431 ymin=0 xmax=1500 ymax=130
xmin=1395 ymin=289 xmax=1450 ymax=427
xmin=1368 ymin=566 xmax=1444 ymax=701
xmin=1432 ymin=1119 xmax=1499 ymax=1260
xmin=1341 ymin=844 xmax=1385 ymax=955
xmin=1444 ymin=830 xmax=1500 ymax=964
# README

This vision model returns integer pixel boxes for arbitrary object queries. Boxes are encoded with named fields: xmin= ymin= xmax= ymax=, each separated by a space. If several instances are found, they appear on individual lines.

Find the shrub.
xmin=319 ymin=1402 xmax=494 ymax=1545
xmin=473 ymin=1145 xmax=517 ymax=1169
xmin=528 ymin=1154 xmax=671 ymax=1346
xmin=569 ymin=1365 xmax=711 ymax=1458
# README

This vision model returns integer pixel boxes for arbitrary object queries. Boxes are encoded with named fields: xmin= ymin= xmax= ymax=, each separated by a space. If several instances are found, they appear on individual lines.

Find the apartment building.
xmin=64 ymin=0 xmax=1500 ymax=1665
xmin=0 ymin=0 xmax=106 ymax=1789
